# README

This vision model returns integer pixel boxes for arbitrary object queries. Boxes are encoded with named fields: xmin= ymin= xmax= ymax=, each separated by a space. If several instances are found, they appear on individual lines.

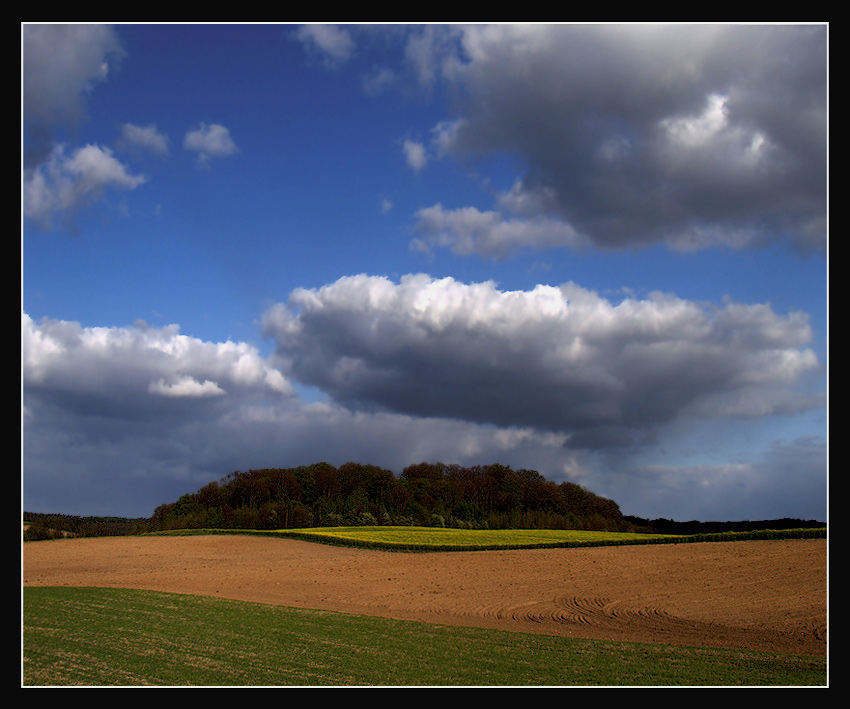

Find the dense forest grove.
xmin=24 ymin=460 xmax=826 ymax=540
xmin=144 ymin=462 xmax=630 ymax=534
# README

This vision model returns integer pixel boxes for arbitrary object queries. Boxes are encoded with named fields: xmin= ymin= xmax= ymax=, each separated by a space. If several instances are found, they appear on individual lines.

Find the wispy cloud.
xmin=294 ymin=24 xmax=356 ymax=68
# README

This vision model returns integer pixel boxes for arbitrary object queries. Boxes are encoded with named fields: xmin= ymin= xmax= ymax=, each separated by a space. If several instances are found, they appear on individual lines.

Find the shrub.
xmin=24 ymin=525 xmax=63 ymax=541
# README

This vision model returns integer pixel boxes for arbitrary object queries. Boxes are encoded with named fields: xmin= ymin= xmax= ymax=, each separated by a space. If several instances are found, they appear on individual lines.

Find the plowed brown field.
xmin=23 ymin=534 xmax=827 ymax=657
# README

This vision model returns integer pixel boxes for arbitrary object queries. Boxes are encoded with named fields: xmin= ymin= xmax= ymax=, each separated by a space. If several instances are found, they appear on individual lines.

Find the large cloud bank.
xmin=262 ymin=274 xmax=822 ymax=449
xmin=22 ymin=273 xmax=825 ymax=520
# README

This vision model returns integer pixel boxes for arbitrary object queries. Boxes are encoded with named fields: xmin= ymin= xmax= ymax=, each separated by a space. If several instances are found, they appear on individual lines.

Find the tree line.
xmin=23 ymin=512 xmax=146 ymax=540
xmin=140 ymin=461 xmax=632 ymax=534
xmin=623 ymin=516 xmax=826 ymax=535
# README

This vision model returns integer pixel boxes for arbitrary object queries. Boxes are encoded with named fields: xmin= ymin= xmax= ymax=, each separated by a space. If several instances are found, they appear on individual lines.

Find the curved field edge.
xmin=145 ymin=525 xmax=826 ymax=552
xmin=22 ymin=586 xmax=827 ymax=686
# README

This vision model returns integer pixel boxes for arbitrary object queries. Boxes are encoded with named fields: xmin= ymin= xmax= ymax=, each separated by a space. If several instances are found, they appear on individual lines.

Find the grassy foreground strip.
xmin=23 ymin=587 xmax=825 ymax=687
xmin=158 ymin=525 xmax=825 ymax=551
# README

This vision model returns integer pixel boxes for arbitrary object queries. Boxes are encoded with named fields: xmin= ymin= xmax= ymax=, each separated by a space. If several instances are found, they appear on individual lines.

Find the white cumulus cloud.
xmin=412 ymin=203 xmax=587 ymax=259
xmin=262 ymin=273 xmax=822 ymax=445
xmin=118 ymin=123 xmax=170 ymax=156
xmin=403 ymin=140 xmax=428 ymax=172
xmin=23 ymin=314 xmax=293 ymax=417
xmin=23 ymin=143 xmax=146 ymax=230
xmin=184 ymin=123 xmax=240 ymax=163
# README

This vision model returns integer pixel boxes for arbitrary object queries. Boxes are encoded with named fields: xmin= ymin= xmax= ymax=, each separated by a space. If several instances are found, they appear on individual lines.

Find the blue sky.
xmin=22 ymin=23 xmax=828 ymax=522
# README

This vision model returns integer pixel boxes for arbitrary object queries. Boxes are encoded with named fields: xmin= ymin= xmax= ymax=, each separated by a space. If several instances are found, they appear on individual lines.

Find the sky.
xmin=22 ymin=23 xmax=828 ymax=523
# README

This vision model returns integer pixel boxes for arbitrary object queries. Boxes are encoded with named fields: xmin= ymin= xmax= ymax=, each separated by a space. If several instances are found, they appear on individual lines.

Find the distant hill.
xmin=623 ymin=516 xmax=826 ymax=535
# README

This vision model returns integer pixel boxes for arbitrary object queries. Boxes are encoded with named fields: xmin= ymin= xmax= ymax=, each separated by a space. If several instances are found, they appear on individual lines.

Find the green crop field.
xmin=22 ymin=586 xmax=826 ymax=687
xmin=159 ymin=524 xmax=824 ymax=551
xmin=274 ymin=526 xmax=677 ymax=550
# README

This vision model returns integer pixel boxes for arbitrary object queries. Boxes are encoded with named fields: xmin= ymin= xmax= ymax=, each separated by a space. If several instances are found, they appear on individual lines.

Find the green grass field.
xmin=22 ymin=586 xmax=826 ymax=686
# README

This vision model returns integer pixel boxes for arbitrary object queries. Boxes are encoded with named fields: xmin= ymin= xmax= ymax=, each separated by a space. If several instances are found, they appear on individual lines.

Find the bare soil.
xmin=23 ymin=534 xmax=827 ymax=657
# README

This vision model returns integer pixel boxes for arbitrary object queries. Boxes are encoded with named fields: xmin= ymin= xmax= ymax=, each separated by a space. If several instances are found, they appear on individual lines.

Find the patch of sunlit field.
xmin=156 ymin=525 xmax=823 ymax=550
xmin=274 ymin=526 xmax=672 ymax=550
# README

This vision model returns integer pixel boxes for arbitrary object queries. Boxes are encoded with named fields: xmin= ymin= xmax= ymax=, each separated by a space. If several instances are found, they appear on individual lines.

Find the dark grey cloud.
xmin=22 ymin=312 xmax=566 ymax=517
xmin=608 ymin=435 xmax=827 ymax=522
xmin=22 ymin=24 xmax=124 ymax=122
xmin=409 ymin=24 xmax=826 ymax=254
xmin=23 ymin=24 xmax=125 ymax=165
xmin=22 ymin=393 xmax=569 ymax=519
xmin=262 ymin=274 xmax=823 ymax=448
xmin=22 ymin=313 xmax=291 ymax=515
